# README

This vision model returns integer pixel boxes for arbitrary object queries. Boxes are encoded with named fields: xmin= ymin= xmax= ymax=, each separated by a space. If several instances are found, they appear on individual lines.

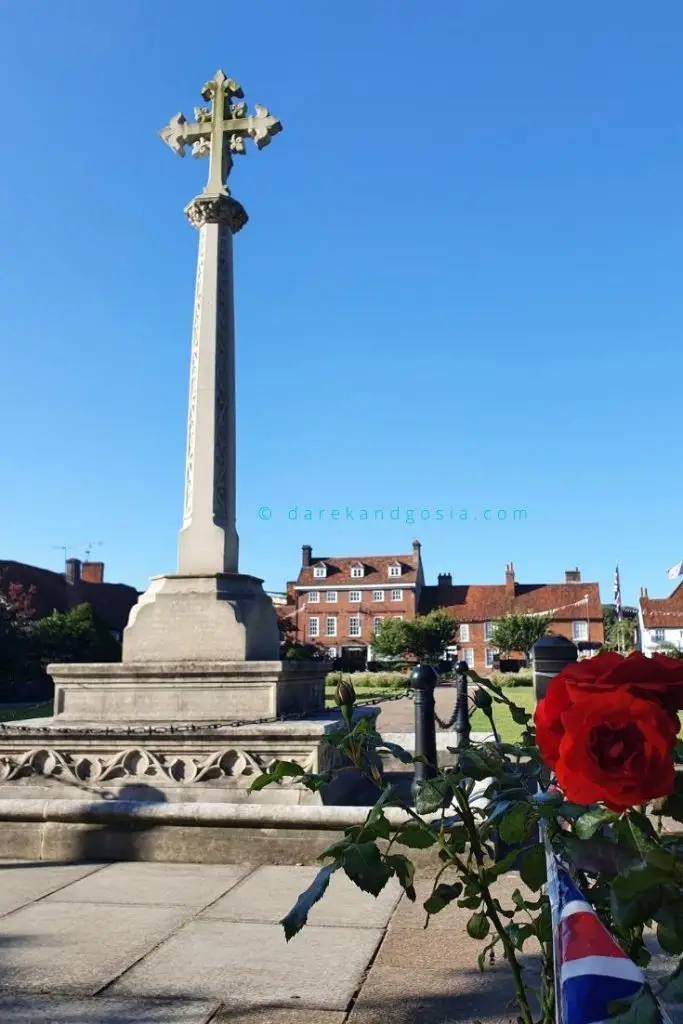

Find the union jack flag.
xmin=613 ymin=564 xmax=623 ymax=621
xmin=546 ymin=843 xmax=644 ymax=1024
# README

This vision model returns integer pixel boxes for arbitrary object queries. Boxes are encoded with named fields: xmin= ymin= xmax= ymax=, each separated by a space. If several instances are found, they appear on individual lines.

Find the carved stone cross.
xmin=159 ymin=69 xmax=282 ymax=196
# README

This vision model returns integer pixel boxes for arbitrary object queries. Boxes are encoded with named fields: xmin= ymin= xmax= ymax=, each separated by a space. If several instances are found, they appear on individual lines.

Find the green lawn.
xmin=470 ymin=687 xmax=535 ymax=743
xmin=0 ymin=701 xmax=53 ymax=723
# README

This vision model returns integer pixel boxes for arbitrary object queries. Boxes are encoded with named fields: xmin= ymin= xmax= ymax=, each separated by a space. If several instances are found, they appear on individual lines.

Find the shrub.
xmin=490 ymin=669 xmax=533 ymax=688
xmin=324 ymin=670 xmax=408 ymax=690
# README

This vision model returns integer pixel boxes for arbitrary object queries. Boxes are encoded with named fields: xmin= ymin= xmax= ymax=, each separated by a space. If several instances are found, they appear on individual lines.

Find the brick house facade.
xmin=419 ymin=563 xmax=603 ymax=670
xmin=277 ymin=547 xmax=603 ymax=671
xmin=281 ymin=542 xmax=424 ymax=666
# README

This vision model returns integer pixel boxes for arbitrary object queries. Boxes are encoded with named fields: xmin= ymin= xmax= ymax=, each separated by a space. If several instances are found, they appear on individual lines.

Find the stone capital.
xmin=184 ymin=194 xmax=248 ymax=233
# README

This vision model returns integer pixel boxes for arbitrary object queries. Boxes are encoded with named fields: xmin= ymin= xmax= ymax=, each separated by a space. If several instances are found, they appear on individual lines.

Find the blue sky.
xmin=1 ymin=1 xmax=681 ymax=607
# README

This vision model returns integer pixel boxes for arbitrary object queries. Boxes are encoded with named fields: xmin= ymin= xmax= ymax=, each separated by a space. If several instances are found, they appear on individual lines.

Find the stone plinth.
xmin=123 ymin=574 xmax=279 ymax=664
xmin=50 ymin=660 xmax=326 ymax=723
xmin=0 ymin=710 xmax=378 ymax=807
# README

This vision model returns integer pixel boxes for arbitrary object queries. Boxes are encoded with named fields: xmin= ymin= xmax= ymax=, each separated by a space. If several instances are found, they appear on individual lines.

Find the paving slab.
xmin=43 ymin=861 xmax=252 ymax=908
xmin=201 ymin=866 xmax=402 ymax=928
xmin=0 ymin=901 xmax=194 ymax=995
xmin=210 ymin=1010 xmax=345 ymax=1024
xmin=347 ymin=964 xmax=520 ymax=1024
xmin=0 ymin=861 xmax=107 ymax=917
xmin=0 ymin=995 xmax=218 ymax=1023
xmin=110 ymin=920 xmax=383 ymax=1009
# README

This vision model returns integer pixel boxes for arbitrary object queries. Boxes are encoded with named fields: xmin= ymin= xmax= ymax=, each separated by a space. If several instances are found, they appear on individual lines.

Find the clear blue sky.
xmin=1 ymin=1 xmax=681 ymax=608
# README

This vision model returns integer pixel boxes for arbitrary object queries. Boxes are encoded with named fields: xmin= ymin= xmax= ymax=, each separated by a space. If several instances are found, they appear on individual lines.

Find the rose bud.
xmin=334 ymin=679 xmax=356 ymax=708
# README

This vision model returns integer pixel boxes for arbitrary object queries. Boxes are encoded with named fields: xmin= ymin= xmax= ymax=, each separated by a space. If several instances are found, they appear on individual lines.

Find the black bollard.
xmin=454 ymin=660 xmax=471 ymax=749
xmin=532 ymin=635 xmax=578 ymax=702
xmin=410 ymin=663 xmax=438 ymax=801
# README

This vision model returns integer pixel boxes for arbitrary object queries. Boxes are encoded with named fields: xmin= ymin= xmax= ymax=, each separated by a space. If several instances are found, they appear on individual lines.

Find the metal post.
xmin=454 ymin=659 xmax=471 ymax=749
xmin=532 ymin=635 xmax=578 ymax=702
xmin=410 ymin=663 xmax=438 ymax=801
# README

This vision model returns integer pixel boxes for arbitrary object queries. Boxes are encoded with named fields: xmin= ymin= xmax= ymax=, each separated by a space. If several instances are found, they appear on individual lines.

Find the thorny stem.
xmin=452 ymin=781 xmax=535 ymax=1024
xmin=341 ymin=713 xmax=536 ymax=1024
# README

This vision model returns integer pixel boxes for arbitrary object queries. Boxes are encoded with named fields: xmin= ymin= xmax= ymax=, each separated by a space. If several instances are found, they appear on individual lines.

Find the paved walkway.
xmin=0 ymin=859 xmax=532 ymax=1023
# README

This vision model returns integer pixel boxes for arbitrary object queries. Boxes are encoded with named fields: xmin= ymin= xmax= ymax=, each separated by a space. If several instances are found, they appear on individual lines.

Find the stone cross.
xmin=160 ymin=70 xmax=282 ymax=197
xmin=159 ymin=71 xmax=281 ymax=577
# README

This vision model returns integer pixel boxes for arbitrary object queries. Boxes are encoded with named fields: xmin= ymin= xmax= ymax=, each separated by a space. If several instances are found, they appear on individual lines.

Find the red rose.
xmin=561 ymin=651 xmax=683 ymax=712
xmin=555 ymin=688 xmax=678 ymax=812
xmin=534 ymin=675 xmax=572 ymax=770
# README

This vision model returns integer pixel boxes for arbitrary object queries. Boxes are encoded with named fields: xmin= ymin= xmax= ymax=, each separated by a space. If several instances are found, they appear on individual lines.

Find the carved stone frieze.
xmin=0 ymin=746 xmax=306 ymax=787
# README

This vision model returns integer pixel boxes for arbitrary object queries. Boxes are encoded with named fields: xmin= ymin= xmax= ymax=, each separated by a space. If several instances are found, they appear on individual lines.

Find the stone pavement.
xmin=0 ymin=859 xmax=530 ymax=1023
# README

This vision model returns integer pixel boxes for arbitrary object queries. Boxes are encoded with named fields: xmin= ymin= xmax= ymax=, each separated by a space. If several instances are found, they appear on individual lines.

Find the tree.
xmin=371 ymin=608 xmax=458 ymax=665
xmin=490 ymin=613 xmax=552 ymax=663
xmin=603 ymin=617 xmax=637 ymax=653
xmin=0 ymin=575 xmax=39 ymax=689
xmin=33 ymin=604 xmax=121 ymax=665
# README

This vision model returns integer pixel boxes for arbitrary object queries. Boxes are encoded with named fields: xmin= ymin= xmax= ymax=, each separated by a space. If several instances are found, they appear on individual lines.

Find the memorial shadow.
xmin=75 ymin=782 xmax=168 ymax=864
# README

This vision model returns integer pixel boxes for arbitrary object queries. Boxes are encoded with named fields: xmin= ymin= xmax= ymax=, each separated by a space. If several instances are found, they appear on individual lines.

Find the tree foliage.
xmin=32 ymin=603 xmax=120 ymax=665
xmin=371 ymin=608 xmax=458 ymax=664
xmin=490 ymin=613 xmax=552 ymax=659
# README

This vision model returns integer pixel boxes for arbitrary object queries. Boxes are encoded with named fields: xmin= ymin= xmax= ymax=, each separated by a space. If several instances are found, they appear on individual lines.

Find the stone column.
xmin=178 ymin=193 xmax=246 ymax=576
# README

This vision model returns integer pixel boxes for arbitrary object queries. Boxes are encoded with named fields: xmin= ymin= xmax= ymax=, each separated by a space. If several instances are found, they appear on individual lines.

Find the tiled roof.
xmin=0 ymin=560 xmax=139 ymax=633
xmin=640 ymin=583 xmax=683 ymax=628
xmin=419 ymin=582 xmax=602 ymax=620
xmin=297 ymin=553 xmax=419 ymax=588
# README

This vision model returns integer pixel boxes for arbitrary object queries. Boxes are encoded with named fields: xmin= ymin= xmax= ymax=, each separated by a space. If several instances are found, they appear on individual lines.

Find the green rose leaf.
xmin=423 ymin=882 xmax=463 ymax=915
xmin=385 ymin=854 xmax=416 ymax=901
xmin=608 ymin=987 xmax=661 ymax=1024
xmin=499 ymin=802 xmax=539 ymax=845
xmin=610 ymin=886 xmax=662 ymax=931
xmin=657 ymin=923 xmax=683 ymax=956
xmin=519 ymin=844 xmax=546 ymax=892
xmin=458 ymin=894 xmax=483 ymax=910
xmin=613 ymin=863 xmax=670 ymax=899
xmin=467 ymin=911 xmax=490 ymax=940
xmin=280 ymin=863 xmax=337 ymax=941
xmin=415 ymin=777 xmax=453 ymax=814
xmin=575 ymin=808 xmax=619 ymax=840
xmin=563 ymin=836 xmax=638 ymax=878
xmin=659 ymin=961 xmax=683 ymax=1004
xmin=342 ymin=842 xmax=392 ymax=896
xmin=395 ymin=825 xmax=438 ymax=849
xmin=454 ymin=748 xmax=501 ymax=781
xmin=250 ymin=759 xmax=304 ymax=792
xmin=378 ymin=741 xmax=414 ymax=765
xmin=509 ymin=704 xmax=532 ymax=726
xmin=505 ymin=921 xmax=535 ymax=950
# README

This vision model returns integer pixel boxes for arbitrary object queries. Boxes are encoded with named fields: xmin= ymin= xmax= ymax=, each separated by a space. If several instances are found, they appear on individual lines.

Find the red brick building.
xmin=282 ymin=542 xmax=424 ymax=666
xmin=278 ymin=548 xmax=603 ymax=670
xmin=420 ymin=562 xmax=603 ymax=671
xmin=0 ymin=558 xmax=139 ymax=641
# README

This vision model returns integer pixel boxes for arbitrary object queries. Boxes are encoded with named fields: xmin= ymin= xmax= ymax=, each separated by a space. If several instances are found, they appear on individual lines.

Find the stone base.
xmin=0 ymin=710 xmax=379 ymax=807
xmin=122 ymin=573 xmax=280 ymax=663
xmin=49 ymin=660 xmax=327 ymax=723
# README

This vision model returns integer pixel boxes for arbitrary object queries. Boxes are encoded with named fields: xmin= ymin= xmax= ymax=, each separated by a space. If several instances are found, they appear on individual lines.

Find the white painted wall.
xmin=638 ymin=613 xmax=683 ymax=657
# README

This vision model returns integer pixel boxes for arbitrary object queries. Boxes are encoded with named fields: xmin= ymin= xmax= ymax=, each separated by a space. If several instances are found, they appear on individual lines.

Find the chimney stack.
xmin=437 ymin=572 xmax=452 ymax=587
xmin=412 ymin=539 xmax=421 ymax=557
xmin=81 ymin=562 xmax=104 ymax=584
xmin=302 ymin=544 xmax=312 ymax=568
xmin=640 ymin=586 xmax=648 ymax=598
xmin=565 ymin=568 xmax=581 ymax=583
xmin=64 ymin=558 xmax=81 ymax=585
xmin=505 ymin=561 xmax=515 ymax=596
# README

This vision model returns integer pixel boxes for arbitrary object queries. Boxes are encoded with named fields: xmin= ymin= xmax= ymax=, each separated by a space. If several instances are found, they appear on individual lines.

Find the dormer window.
xmin=313 ymin=563 xmax=327 ymax=579
xmin=350 ymin=563 xmax=364 ymax=579
xmin=388 ymin=563 xmax=401 ymax=579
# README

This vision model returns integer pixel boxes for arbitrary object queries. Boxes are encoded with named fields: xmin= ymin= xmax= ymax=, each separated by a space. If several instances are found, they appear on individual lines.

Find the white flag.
xmin=667 ymin=560 xmax=683 ymax=580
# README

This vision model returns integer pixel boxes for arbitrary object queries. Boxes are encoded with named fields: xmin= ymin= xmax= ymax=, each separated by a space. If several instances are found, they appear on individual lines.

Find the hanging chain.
xmin=0 ymin=688 xmax=412 ymax=737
